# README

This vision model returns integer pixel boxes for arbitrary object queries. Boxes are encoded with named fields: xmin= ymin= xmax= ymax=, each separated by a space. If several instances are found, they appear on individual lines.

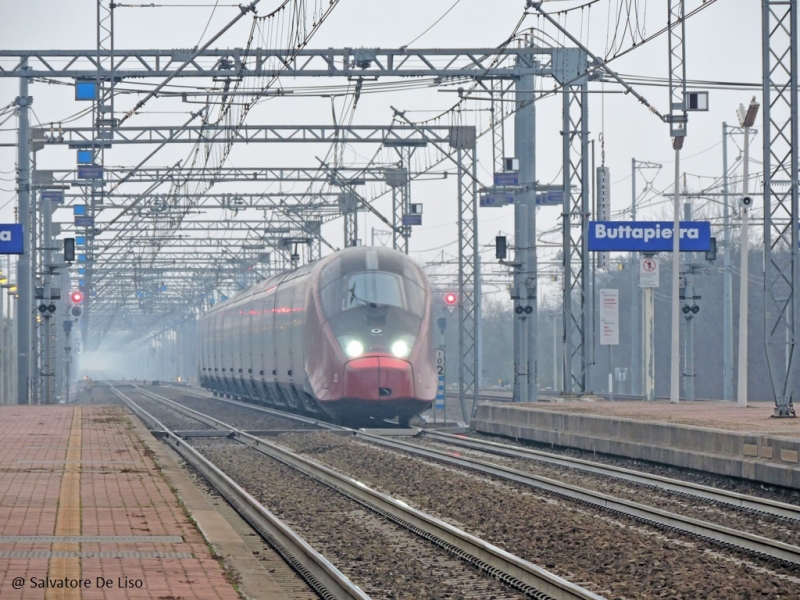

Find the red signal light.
xmin=444 ymin=292 xmax=458 ymax=306
xmin=70 ymin=291 xmax=84 ymax=304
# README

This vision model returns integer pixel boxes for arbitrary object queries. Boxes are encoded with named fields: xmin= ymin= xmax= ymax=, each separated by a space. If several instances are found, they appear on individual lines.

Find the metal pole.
xmin=516 ymin=204 xmax=529 ymax=403
xmin=630 ymin=159 xmax=640 ymax=396
xmin=552 ymin=313 xmax=558 ymax=389
xmin=15 ymin=63 xmax=31 ymax=405
xmin=41 ymin=195 xmax=53 ymax=405
xmin=670 ymin=147 xmax=682 ymax=403
xmin=520 ymin=64 xmax=537 ymax=403
xmin=737 ymin=126 xmax=750 ymax=408
xmin=683 ymin=201 xmax=695 ymax=401
xmin=514 ymin=64 xmax=535 ymax=402
xmin=722 ymin=123 xmax=734 ymax=401
xmin=456 ymin=148 xmax=469 ymax=423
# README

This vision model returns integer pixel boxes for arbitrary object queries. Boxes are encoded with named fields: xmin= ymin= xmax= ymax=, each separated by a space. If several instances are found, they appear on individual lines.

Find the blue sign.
xmin=73 ymin=205 xmax=86 ymax=216
xmin=588 ymin=221 xmax=712 ymax=252
xmin=75 ymin=81 xmax=97 ymax=101
xmin=402 ymin=214 xmax=422 ymax=226
xmin=493 ymin=172 xmax=519 ymax=186
xmin=74 ymin=216 xmax=95 ymax=228
xmin=536 ymin=190 xmax=563 ymax=206
xmin=77 ymin=150 xmax=93 ymax=164
xmin=41 ymin=190 xmax=64 ymax=204
xmin=76 ymin=236 xmax=86 ymax=246
xmin=480 ymin=193 xmax=514 ymax=207
xmin=0 ymin=224 xmax=24 ymax=254
xmin=77 ymin=165 xmax=104 ymax=180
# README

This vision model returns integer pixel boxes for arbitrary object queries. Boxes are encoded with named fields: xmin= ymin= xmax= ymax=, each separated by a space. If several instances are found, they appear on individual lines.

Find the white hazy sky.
xmin=0 ymin=0 xmax=762 ymax=303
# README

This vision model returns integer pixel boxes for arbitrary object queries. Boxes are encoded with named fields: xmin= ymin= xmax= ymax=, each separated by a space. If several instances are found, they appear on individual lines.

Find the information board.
xmin=599 ymin=289 xmax=620 ymax=346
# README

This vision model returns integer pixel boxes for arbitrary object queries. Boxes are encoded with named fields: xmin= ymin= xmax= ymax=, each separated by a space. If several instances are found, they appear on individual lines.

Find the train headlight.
xmin=338 ymin=336 xmax=364 ymax=358
xmin=391 ymin=335 xmax=415 ymax=359
xmin=346 ymin=340 xmax=364 ymax=358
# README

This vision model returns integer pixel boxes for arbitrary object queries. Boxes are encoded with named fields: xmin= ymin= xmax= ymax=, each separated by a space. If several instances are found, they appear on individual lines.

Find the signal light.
xmin=70 ymin=290 xmax=84 ymax=304
xmin=443 ymin=292 xmax=457 ymax=306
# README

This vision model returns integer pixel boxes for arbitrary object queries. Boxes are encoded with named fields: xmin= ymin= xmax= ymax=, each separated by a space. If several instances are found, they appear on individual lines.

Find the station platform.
xmin=0 ymin=405 xmax=241 ymax=599
xmin=472 ymin=400 xmax=800 ymax=488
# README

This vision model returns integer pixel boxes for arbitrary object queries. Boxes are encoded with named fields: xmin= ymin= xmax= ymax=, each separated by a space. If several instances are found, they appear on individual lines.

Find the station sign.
xmin=588 ymin=221 xmax=712 ymax=252
xmin=0 ymin=224 xmax=24 ymax=254
xmin=402 ymin=214 xmax=422 ymax=226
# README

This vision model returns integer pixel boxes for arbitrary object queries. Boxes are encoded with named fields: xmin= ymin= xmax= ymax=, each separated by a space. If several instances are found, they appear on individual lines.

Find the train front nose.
xmin=343 ymin=356 xmax=414 ymax=400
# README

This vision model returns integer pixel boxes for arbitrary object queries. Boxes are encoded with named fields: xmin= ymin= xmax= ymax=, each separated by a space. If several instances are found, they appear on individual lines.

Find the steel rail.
xmin=352 ymin=431 xmax=800 ymax=566
xmin=131 ymin=385 xmax=606 ymax=600
xmin=421 ymin=431 xmax=800 ymax=522
xmin=105 ymin=383 xmax=371 ymax=600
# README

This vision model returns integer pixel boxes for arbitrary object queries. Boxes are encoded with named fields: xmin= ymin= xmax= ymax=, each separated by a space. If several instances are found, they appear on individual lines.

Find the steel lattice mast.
xmin=762 ymin=0 xmax=799 ymax=417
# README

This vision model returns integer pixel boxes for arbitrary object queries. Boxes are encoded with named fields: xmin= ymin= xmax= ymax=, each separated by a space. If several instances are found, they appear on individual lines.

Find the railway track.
xmin=419 ymin=430 xmax=800 ymax=521
xmin=113 ymin=383 xmax=603 ymax=600
xmin=106 ymin=384 xmax=370 ymax=600
xmin=153 ymin=384 xmax=800 ymax=566
xmin=167 ymin=385 xmax=800 ymax=517
xmin=126 ymin=384 xmax=800 ymax=597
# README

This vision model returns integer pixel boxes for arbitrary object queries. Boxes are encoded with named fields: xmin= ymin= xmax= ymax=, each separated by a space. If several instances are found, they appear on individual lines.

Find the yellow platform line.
xmin=46 ymin=407 xmax=82 ymax=600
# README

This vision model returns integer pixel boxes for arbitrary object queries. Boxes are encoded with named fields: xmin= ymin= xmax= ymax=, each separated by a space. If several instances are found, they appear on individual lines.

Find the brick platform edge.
xmin=471 ymin=403 xmax=800 ymax=488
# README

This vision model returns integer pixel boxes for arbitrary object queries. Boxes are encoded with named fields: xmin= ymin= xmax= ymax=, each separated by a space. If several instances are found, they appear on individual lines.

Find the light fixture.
xmin=737 ymin=96 xmax=760 ymax=128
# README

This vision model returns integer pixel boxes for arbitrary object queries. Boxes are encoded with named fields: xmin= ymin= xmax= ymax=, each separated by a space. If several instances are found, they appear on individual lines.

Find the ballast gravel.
xmin=193 ymin=439 xmax=531 ymax=600
xmin=275 ymin=431 xmax=800 ymax=600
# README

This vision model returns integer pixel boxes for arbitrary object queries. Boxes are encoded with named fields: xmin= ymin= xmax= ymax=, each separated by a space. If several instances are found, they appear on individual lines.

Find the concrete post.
xmin=644 ymin=285 xmax=656 ymax=401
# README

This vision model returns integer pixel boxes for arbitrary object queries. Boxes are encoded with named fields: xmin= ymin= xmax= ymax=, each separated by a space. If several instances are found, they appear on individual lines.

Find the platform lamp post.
xmin=736 ymin=97 xmax=760 ymax=409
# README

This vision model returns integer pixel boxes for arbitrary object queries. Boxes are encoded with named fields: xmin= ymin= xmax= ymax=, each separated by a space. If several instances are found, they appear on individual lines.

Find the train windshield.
xmin=321 ymin=270 xmax=425 ymax=316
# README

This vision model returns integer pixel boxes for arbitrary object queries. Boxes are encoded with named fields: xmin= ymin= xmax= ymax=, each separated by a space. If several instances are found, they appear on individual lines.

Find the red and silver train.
xmin=198 ymin=246 xmax=436 ymax=426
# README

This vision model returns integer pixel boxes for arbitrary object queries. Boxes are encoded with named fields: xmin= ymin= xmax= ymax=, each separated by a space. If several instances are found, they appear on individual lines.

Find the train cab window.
xmin=321 ymin=270 xmax=426 ymax=316
xmin=344 ymin=272 xmax=404 ymax=310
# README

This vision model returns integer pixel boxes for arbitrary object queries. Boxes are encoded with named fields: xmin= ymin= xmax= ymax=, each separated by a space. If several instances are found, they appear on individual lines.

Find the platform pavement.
xmin=472 ymin=400 xmax=800 ymax=488
xmin=0 ymin=405 xmax=242 ymax=599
